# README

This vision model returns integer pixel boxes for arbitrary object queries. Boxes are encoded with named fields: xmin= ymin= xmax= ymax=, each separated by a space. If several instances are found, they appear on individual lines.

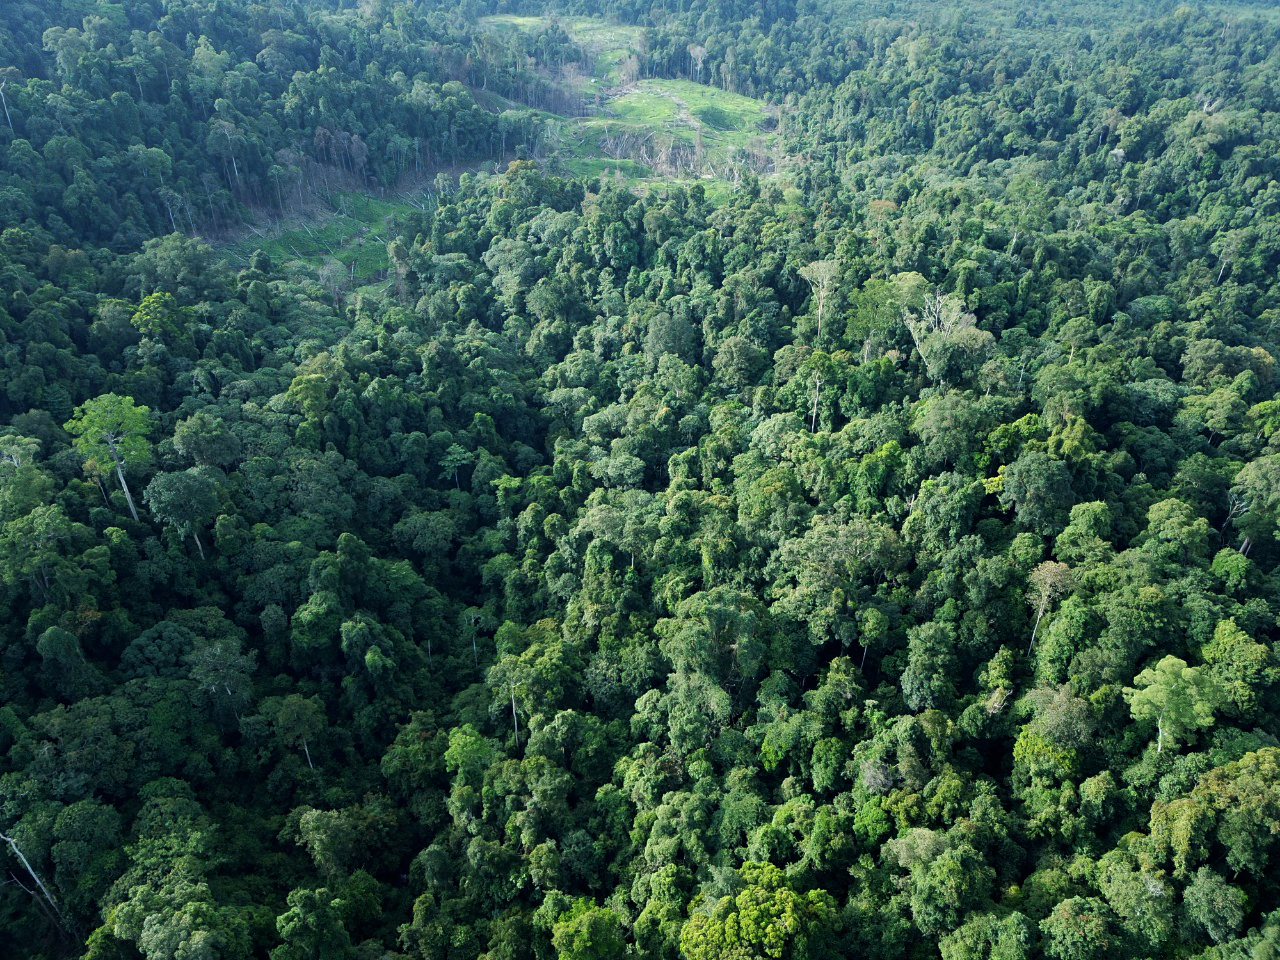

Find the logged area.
xmin=2 ymin=1 xmax=1280 ymax=959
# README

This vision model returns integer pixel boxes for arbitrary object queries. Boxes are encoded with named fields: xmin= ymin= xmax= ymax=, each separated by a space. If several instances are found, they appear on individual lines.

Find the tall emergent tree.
xmin=799 ymin=258 xmax=839 ymax=346
xmin=1124 ymin=656 xmax=1226 ymax=754
xmin=65 ymin=393 xmax=152 ymax=522
xmin=144 ymin=468 xmax=220 ymax=559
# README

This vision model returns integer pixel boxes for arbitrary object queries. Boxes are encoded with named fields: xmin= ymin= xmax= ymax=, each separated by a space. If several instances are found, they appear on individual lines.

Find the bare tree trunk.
xmin=510 ymin=685 xmax=520 ymax=749
xmin=224 ymin=126 xmax=240 ymax=183
xmin=1028 ymin=606 xmax=1046 ymax=654
xmin=1 ymin=831 xmax=70 ymax=933
xmin=192 ymin=531 xmax=206 ymax=561
xmin=0 ymin=81 xmax=14 ymax=135
xmin=114 ymin=461 xmax=140 ymax=522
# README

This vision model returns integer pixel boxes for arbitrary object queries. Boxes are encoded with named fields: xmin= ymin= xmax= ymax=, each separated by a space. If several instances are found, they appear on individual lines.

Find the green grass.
xmin=480 ymin=13 xmax=782 ymax=189
xmin=555 ymin=156 xmax=654 ymax=182
xmin=609 ymin=80 xmax=772 ymax=146
xmin=481 ymin=15 xmax=645 ymax=88
xmin=481 ymin=15 xmax=546 ymax=29
xmin=569 ymin=79 xmax=777 ymax=184
xmin=652 ymin=81 xmax=770 ymax=141
xmin=560 ymin=17 xmax=646 ymax=86
xmin=694 ymin=104 xmax=735 ymax=131
xmin=607 ymin=89 xmax=696 ymax=141
xmin=222 ymin=192 xmax=428 ymax=284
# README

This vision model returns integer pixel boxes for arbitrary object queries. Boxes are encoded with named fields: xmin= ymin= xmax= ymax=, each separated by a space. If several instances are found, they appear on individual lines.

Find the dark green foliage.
xmin=3 ymin=0 xmax=1280 ymax=958
xmin=0 ymin=0 xmax=551 ymax=250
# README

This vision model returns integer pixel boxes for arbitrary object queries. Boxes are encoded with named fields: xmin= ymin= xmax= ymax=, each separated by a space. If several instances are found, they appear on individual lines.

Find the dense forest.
xmin=2 ymin=1 xmax=1280 ymax=959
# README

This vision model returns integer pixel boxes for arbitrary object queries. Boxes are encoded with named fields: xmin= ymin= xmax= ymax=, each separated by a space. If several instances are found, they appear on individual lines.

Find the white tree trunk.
xmin=1 ymin=831 xmax=69 ymax=932
xmin=115 ymin=461 xmax=140 ymax=522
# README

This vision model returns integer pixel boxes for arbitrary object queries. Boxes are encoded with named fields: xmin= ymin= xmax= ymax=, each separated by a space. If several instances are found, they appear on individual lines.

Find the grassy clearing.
xmin=481 ymin=15 xmax=546 ymax=30
xmin=480 ymin=13 xmax=781 ymax=186
xmin=222 ymin=192 xmax=426 ymax=284
xmin=649 ymin=81 xmax=770 ymax=141
xmin=606 ymin=87 xmax=697 ymax=141
xmin=606 ymin=79 xmax=772 ymax=150
xmin=569 ymin=78 xmax=777 ymax=183
xmin=560 ymin=17 xmax=646 ymax=85
xmin=556 ymin=155 xmax=654 ymax=182
xmin=481 ymin=15 xmax=645 ymax=88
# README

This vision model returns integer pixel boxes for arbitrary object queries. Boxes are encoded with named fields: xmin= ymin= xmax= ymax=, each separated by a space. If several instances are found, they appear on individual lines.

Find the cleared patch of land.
xmin=222 ymin=192 xmax=428 ymax=296
xmin=224 ymin=16 xmax=781 ymax=279
xmin=481 ymin=15 xmax=782 ymax=186
xmin=484 ymin=15 xmax=646 ymax=88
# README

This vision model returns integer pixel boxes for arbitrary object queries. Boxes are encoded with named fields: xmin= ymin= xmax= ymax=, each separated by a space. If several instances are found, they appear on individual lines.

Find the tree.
xmin=291 ymin=804 xmax=398 ymax=881
xmin=132 ymin=879 xmax=246 ymax=960
xmin=1232 ymin=454 xmax=1280 ymax=552
xmin=271 ymin=888 xmax=355 ymax=960
xmin=38 ymin=625 xmax=106 ymax=700
xmin=65 ymin=394 xmax=151 ymax=522
xmin=263 ymin=694 xmax=326 ymax=769
xmin=440 ymin=443 xmax=473 ymax=489
xmin=902 ymin=292 xmax=994 ymax=385
xmin=1039 ymin=898 xmax=1121 ymax=960
xmin=172 ymin=411 xmax=242 ymax=468
xmin=907 ymin=843 xmax=996 ymax=937
xmin=657 ymin=586 xmax=765 ymax=683
xmin=1202 ymin=618 xmax=1279 ymax=719
xmin=186 ymin=640 xmax=256 ymax=726
xmin=939 ymin=911 xmax=1034 ymax=960
xmin=911 ymin=391 xmax=990 ymax=469
xmin=1124 ymin=656 xmax=1226 ymax=754
xmin=1 ymin=829 xmax=72 ymax=935
xmin=1054 ymin=502 xmax=1113 ymax=566
xmin=772 ymin=516 xmax=902 ymax=654
xmin=1014 ymin=682 xmax=1095 ymax=790
xmin=0 ymin=503 xmax=94 ymax=606
xmin=1150 ymin=748 xmax=1280 ymax=876
xmin=122 ymin=622 xmax=199 ymax=679
xmin=100 ymin=784 xmax=251 ymax=960
xmin=902 ymin=621 xmax=959 ymax=711
xmin=0 ymin=79 xmax=14 ymax=137
xmin=129 ymin=292 xmax=187 ymax=344
xmin=1182 ymin=867 xmax=1245 ymax=944
xmin=1000 ymin=451 xmax=1072 ymax=535
xmin=799 ymin=259 xmax=839 ymax=347
xmin=552 ymin=899 xmax=626 ymax=960
xmin=0 ymin=435 xmax=57 ymax=546
xmin=1096 ymin=847 xmax=1174 ymax=949
xmin=0 ymin=433 xmax=43 ymax=475
xmin=679 ymin=861 xmax=837 ymax=960
xmin=51 ymin=798 xmax=124 ymax=919
xmin=144 ymin=469 xmax=220 ymax=559
xmin=1026 ymin=561 xmax=1074 ymax=654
